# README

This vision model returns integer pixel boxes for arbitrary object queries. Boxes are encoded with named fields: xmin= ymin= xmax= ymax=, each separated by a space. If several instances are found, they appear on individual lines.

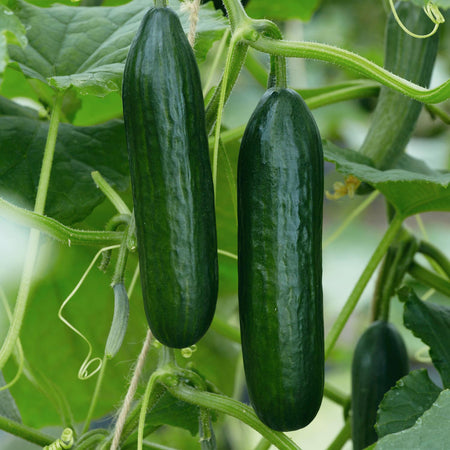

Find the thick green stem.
xmin=166 ymin=383 xmax=301 ymax=450
xmin=0 ymin=94 xmax=62 ymax=371
xmin=248 ymin=37 xmax=450 ymax=104
xmin=0 ymin=414 xmax=55 ymax=447
xmin=0 ymin=197 xmax=123 ymax=246
xmin=221 ymin=0 xmax=249 ymax=32
xmin=325 ymin=215 xmax=404 ymax=359
xmin=408 ymin=262 xmax=450 ymax=298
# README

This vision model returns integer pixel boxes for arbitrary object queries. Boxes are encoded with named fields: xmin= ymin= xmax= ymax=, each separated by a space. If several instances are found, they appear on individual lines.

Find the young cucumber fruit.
xmin=122 ymin=7 xmax=218 ymax=348
xmin=238 ymin=88 xmax=324 ymax=431
xmin=359 ymin=1 xmax=439 ymax=169
xmin=351 ymin=320 xmax=409 ymax=450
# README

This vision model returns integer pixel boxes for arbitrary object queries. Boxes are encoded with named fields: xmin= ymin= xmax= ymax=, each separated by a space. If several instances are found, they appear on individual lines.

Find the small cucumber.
xmin=351 ymin=320 xmax=409 ymax=450
xmin=238 ymin=87 xmax=324 ymax=431
xmin=122 ymin=7 xmax=218 ymax=348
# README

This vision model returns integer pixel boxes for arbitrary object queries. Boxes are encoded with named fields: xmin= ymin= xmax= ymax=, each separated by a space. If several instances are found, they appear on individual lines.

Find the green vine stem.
xmin=408 ymin=262 xmax=450 ymax=298
xmin=326 ymin=419 xmax=351 ymax=450
xmin=0 ymin=93 xmax=62 ymax=372
xmin=91 ymin=171 xmax=131 ymax=216
xmin=324 ymin=214 xmax=404 ymax=359
xmin=0 ymin=414 xmax=55 ymax=447
xmin=165 ymin=383 xmax=301 ymax=450
xmin=0 ymin=197 xmax=123 ymax=246
xmin=137 ymin=371 xmax=167 ymax=450
xmin=418 ymin=241 xmax=450 ymax=279
xmin=154 ymin=0 xmax=168 ymax=8
xmin=205 ymin=42 xmax=248 ymax=131
xmin=221 ymin=0 xmax=249 ymax=32
xmin=248 ymin=37 xmax=450 ymax=104
xmin=254 ymin=437 xmax=272 ymax=450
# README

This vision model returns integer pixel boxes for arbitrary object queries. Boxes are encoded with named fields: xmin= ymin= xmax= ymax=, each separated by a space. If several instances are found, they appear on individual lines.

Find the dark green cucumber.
xmin=238 ymin=87 xmax=324 ymax=431
xmin=359 ymin=2 xmax=439 ymax=170
xmin=122 ymin=7 xmax=218 ymax=348
xmin=351 ymin=321 xmax=409 ymax=450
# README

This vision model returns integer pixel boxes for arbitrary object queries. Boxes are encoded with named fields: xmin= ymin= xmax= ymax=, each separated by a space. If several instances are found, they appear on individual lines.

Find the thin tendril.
xmin=58 ymin=245 xmax=120 ymax=380
xmin=388 ymin=0 xmax=442 ymax=39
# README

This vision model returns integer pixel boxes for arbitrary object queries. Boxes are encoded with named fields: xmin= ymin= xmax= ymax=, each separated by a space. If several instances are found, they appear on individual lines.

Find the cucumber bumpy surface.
xmin=238 ymin=87 xmax=324 ymax=431
xmin=122 ymin=7 xmax=218 ymax=348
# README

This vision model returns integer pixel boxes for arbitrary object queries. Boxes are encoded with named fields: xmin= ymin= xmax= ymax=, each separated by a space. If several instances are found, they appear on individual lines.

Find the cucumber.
xmin=238 ymin=87 xmax=324 ymax=431
xmin=351 ymin=321 xmax=409 ymax=450
xmin=359 ymin=1 xmax=439 ymax=169
xmin=122 ymin=7 xmax=218 ymax=348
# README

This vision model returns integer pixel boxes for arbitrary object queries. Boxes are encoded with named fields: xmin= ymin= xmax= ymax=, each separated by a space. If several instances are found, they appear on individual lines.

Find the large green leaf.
xmin=375 ymin=389 xmax=450 ymax=449
xmin=398 ymin=286 xmax=450 ymax=388
xmin=6 ymin=0 xmax=226 ymax=96
xmin=376 ymin=369 xmax=441 ymax=438
xmin=246 ymin=0 xmax=321 ymax=21
xmin=324 ymin=141 xmax=450 ymax=217
xmin=0 ymin=95 xmax=129 ymax=224
xmin=0 ymin=3 xmax=26 ymax=75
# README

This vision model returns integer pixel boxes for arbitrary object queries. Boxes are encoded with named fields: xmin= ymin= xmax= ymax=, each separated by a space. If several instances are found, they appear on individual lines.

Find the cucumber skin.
xmin=351 ymin=321 xmax=409 ymax=450
xmin=238 ymin=88 xmax=324 ymax=431
xmin=359 ymin=2 xmax=439 ymax=169
xmin=122 ymin=7 xmax=218 ymax=349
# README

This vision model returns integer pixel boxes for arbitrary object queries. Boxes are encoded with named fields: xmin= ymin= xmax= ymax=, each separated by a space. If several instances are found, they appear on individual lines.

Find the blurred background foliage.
xmin=0 ymin=0 xmax=449 ymax=448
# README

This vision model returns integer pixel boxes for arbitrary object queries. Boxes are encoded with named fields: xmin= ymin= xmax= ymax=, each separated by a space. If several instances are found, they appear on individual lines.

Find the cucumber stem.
xmin=0 ymin=93 xmax=62 ymax=372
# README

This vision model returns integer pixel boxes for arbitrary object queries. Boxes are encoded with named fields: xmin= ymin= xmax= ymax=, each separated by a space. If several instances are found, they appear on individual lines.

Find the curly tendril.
xmin=58 ymin=245 xmax=120 ymax=380
xmin=389 ymin=0 xmax=444 ymax=39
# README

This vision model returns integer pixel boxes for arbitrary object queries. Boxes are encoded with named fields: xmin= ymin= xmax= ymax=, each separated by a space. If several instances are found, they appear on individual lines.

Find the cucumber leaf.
xmin=0 ymin=96 xmax=129 ymax=224
xmin=323 ymin=141 xmax=450 ymax=217
xmin=0 ymin=371 xmax=22 ymax=423
xmin=376 ymin=369 xmax=441 ymax=438
xmin=0 ymin=3 xmax=26 ymax=74
xmin=246 ymin=0 xmax=321 ymax=21
xmin=6 ymin=0 xmax=226 ymax=96
xmin=398 ymin=287 xmax=450 ymax=388
xmin=375 ymin=389 xmax=450 ymax=449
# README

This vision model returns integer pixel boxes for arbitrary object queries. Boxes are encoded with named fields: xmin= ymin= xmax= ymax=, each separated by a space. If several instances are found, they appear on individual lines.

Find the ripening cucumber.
xmin=238 ymin=87 xmax=324 ymax=431
xmin=122 ymin=7 xmax=218 ymax=348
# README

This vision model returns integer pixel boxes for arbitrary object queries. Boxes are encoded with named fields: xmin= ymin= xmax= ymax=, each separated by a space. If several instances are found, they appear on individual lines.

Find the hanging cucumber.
xmin=122 ymin=7 xmax=218 ymax=349
xmin=351 ymin=321 xmax=409 ymax=450
xmin=359 ymin=1 xmax=439 ymax=170
xmin=238 ymin=87 xmax=324 ymax=431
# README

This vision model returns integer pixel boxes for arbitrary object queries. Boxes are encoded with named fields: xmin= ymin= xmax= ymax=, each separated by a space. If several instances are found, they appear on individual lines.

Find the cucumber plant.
xmin=0 ymin=0 xmax=448 ymax=449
